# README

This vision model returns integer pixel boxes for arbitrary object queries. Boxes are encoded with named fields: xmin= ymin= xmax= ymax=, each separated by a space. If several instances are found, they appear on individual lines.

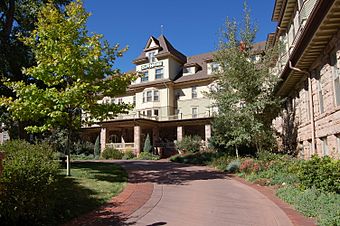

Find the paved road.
xmin=117 ymin=161 xmax=293 ymax=226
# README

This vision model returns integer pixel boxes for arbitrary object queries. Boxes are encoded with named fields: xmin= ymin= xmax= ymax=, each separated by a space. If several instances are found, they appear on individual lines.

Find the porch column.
xmin=134 ymin=125 xmax=141 ymax=155
xmin=100 ymin=127 xmax=106 ymax=152
xmin=205 ymin=124 xmax=211 ymax=143
xmin=153 ymin=127 xmax=159 ymax=146
xmin=177 ymin=126 xmax=183 ymax=141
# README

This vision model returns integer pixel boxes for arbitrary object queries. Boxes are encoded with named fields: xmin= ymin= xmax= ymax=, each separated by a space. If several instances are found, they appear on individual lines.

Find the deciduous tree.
xmin=209 ymin=2 xmax=281 ymax=155
xmin=0 ymin=0 xmax=135 ymax=175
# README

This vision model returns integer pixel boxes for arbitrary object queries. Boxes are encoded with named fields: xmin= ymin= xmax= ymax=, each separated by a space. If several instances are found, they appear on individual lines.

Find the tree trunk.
xmin=66 ymin=128 xmax=71 ymax=176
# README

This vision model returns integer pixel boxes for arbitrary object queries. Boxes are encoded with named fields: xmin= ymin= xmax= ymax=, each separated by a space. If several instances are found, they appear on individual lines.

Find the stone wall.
xmin=280 ymin=32 xmax=340 ymax=159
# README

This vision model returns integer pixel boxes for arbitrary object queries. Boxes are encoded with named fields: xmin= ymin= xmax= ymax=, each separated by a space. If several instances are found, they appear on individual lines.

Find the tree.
xmin=143 ymin=134 xmax=152 ymax=153
xmin=209 ymin=1 xmax=281 ymax=155
xmin=0 ymin=0 xmax=71 ymax=139
xmin=0 ymin=0 xmax=135 ymax=175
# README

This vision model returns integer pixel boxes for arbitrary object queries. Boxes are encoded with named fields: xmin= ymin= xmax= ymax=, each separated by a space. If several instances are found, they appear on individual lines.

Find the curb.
xmin=231 ymin=176 xmax=317 ymax=226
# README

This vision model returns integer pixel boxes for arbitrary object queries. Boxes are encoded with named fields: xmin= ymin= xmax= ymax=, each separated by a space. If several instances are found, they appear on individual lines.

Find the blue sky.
xmin=83 ymin=0 xmax=276 ymax=72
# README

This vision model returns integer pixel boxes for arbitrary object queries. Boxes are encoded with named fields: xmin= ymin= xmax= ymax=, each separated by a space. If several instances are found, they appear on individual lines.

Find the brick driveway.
xmin=67 ymin=160 xmax=315 ymax=226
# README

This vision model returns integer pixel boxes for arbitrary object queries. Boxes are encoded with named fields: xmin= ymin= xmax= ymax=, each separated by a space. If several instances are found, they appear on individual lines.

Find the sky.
xmin=83 ymin=0 xmax=277 ymax=72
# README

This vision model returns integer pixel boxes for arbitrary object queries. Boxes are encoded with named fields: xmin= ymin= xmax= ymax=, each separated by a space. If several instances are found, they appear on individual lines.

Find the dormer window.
xmin=208 ymin=62 xmax=220 ymax=75
xmin=148 ymin=51 xmax=156 ymax=63
xmin=141 ymin=71 xmax=149 ymax=82
xmin=183 ymin=67 xmax=193 ymax=74
xmin=211 ymin=63 xmax=219 ymax=73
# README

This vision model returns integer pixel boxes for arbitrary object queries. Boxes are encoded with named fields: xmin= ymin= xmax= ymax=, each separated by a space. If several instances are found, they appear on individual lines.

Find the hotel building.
xmin=82 ymin=35 xmax=220 ymax=154
xmin=269 ymin=0 xmax=340 ymax=158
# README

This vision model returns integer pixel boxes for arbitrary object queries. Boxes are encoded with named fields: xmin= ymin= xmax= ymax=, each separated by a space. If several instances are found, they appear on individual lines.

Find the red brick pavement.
xmin=63 ymin=181 xmax=153 ymax=226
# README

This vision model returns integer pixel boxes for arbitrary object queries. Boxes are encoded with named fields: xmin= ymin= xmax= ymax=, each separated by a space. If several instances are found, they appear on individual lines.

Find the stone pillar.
xmin=153 ymin=127 xmax=159 ymax=145
xmin=134 ymin=126 xmax=141 ymax=155
xmin=177 ymin=126 xmax=183 ymax=141
xmin=205 ymin=124 xmax=211 ymax=143
xmin=100 ymin=128 xmax=106 ymax=152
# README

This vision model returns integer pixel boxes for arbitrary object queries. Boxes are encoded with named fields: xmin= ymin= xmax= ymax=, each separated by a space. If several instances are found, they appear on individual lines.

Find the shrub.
xmin=71 ymin=153 xmax=95 ymax=160
xmin=143 ymin=134 xmax=152 ymax=153
xmin=176 ymin=135 xmax=202 ymax=153
xmin=135 ymin=152 xmax=159 ymax=160
xmin=256 ymin=150 xmax=282 ymax=162
xmin=170 ymin=152 xmax=216 ymax=165
xmin=239 ymin=158 xmax=257 ymax=174
xmin=226 ymin=159 xmax=240 ymax=173
xmin=122 ymin=150 xmax=135 ymax=160
xmin=101 ymin=148 xmax=123 ymax=160
xmin=0 ymin=140 xmax=59 ymax=225
xmin=277 ymin=186 xmax=340 ymax=226
xmin=210 ymin=154 xmax=233 ymax=171
xmin=296 ymin=155 xmax=340 ymax=193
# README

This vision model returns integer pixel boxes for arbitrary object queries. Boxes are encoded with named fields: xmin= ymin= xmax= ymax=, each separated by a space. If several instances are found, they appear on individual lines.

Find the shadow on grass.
xmin=52 ymin=162 xmax=128 ymax=226
xmin=70 ymin=162 xmax=128 ymax=184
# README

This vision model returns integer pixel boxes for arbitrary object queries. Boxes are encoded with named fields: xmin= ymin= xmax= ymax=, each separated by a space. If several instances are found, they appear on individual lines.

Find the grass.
xmin=53 ymin=162 xmax=128 ymax=224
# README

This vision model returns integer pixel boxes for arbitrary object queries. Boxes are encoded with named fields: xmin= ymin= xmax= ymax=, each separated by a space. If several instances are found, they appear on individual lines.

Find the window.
xmin=305 ymin=84 xmax=311 ymax=120
xmin=321 ymin=137 xmax=329 ymax=156
xmin=155 ymin=68 xmax=163 ymax=79
xmin=143 ymin=90 xmax=159 ymax=103
xmin=183 ymin=67 xmax=193 ymax=74
xmin=133 ymin=96 xmax=136 ymax=105
xmin=141 ymin=71 xmax=149 ymax=82
xmin=192 ymin=86 xmax=197 ymax=99
xmin=192 ymin=107 xmax=198 ymax=118
xmin=154 ymin=90 xmax=159 ymax=101
xmin=148 ymin=51 xmax=156 ymax=63
xmin=307 ymin=139 xmax=312 ymax=158
xmin=146 ymin=91 xmax=152 ymax=102
xmin=211 ymin=63 xmax=219 ymax=73
xmin=154 ymin=109 xmax=159 ymax=116
xmin=318 ymin=79 xmax=324 ymax=114
xmin=147 ymin=110 xmax=152 ymax=117
xmin=331 ymin=53 xmax=340 ymax=106
xmin=299 ymin=141 xmax=304 ymax=159
xmin=111 ymin=98 xmax=115 ymax=104
xmin=118 ymin=98 xmax=123 ymax=104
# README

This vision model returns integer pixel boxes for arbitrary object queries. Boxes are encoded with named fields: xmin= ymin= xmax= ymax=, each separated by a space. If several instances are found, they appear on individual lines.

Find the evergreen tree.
xmin=143 ymin=133 xmax=152 ymax=153
xmin=94 ymin=135 xmax=100 ymax=159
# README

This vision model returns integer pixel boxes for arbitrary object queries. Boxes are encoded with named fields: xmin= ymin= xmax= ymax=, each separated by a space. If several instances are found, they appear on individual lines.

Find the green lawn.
xmin=53 ymin=162 xmax=128 ymax=224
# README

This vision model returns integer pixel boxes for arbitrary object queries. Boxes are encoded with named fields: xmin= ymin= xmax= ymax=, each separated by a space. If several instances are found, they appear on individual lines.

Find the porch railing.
xmin=106 ymin=142 xmax=135 ymax=151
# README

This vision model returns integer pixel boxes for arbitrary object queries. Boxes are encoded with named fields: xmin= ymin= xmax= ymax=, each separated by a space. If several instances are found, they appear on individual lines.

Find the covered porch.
xmin=82 ymin=118 xmax=212 ymax=156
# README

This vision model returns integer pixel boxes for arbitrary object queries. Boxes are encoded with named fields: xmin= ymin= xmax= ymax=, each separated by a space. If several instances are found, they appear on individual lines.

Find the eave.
xmin=276 ymin=0 xmax=340 ymax=97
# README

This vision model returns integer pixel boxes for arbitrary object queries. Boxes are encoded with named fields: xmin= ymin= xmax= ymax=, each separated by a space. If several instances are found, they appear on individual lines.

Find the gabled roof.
xmin=144 ymin=36 xmax=161 ymax=51
xmin=174 ymin=52 xmax=215 ymax=84
xmin=133 ymin=35 xmax=187 ymax=64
